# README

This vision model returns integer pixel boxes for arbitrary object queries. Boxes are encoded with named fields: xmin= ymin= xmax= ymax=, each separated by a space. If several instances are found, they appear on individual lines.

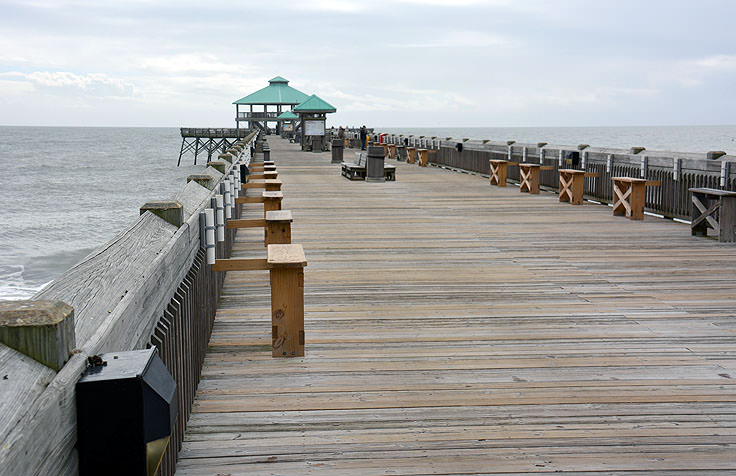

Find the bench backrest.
xmin=353 ymin=152 xmax=366 ymax=167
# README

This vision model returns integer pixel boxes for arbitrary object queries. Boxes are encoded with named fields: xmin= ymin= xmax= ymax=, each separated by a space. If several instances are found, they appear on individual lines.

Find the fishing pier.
xmin=2 ymin=128 xmax=736 ymax=475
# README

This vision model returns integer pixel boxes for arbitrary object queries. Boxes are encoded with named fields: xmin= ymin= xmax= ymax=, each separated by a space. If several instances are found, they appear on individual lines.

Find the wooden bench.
xmin=341 ymin=152 xmax=396 ymax=181
xmin=690 ymin=187 xmax=736 ymax=242
xmin=519 ymin=163 xmax=554 ymax=194
xmin=612 ymin=177 xmax=661 ymax=220
xmin=242 ymin=179 xmax=282 ymax=192
xmin=227 ymin=209 xmax=293 ymax=246
xmin=406 ymin=147 xmax=417 ymax=164
xmin=558 ymin=169 xmax=599 ymax=205
xmin=417 ymin=149 xmax=429 ymax=167
xmin=235 ymin=190 xmax=283 ymax=218
xmin=342 ymin=152 xmax=367 ymax=180
xmin=212 ymin=244 xmax=306 ymax=357
xmin=489 ymin=159 xmax=518 ymax=187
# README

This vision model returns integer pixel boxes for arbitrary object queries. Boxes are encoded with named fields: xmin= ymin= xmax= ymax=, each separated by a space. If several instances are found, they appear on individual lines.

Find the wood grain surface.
xmin=176 ymin=137 xmax=736 ymax=475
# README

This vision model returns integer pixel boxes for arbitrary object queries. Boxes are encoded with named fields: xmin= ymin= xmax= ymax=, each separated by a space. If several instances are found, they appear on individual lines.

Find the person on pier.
xmin=360 ymin=125 xmax=367 ymax=150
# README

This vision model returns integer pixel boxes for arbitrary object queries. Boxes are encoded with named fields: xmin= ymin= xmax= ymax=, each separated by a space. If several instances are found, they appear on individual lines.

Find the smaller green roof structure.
xmin=233 ymin=76 xmax=310 ymax=106
xmin=277 ymin=110 xmax=299 ymax=120
xmin=293 ymin=94 xmax=337 ymax=113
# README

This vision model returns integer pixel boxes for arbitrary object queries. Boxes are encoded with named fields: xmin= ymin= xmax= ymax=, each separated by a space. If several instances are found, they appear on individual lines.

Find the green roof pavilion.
xmin=293 ymin=94 xmax=337 ymax=113
xmin=276 ymin=110 xmax=299 ymax=120
xmin=293 ymin=94 xmax=337 ymax=153
xmin=233 ymin=76 xmax=310 ymax=136
xmin=233 ymin=76 xmax=310 ymax=106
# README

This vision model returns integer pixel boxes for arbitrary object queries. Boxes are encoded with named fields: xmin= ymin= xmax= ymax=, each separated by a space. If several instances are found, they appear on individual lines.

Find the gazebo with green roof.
xmin=276 ymin=110 xmax=299 ymax=136
xmin=293 ymin=94 xmax=337 ymax=152
xmin=232 ymin=76 xmax=309 ymax=136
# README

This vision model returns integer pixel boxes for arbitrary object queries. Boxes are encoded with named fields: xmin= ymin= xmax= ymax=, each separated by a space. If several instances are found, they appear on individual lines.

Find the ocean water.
xmin=0 ymin=126 xmax=205 ymax=300
xmin=379 ymin=125 xmax=736 ymax=155
xmin=1 ymin=124 xmax=735 ymax=301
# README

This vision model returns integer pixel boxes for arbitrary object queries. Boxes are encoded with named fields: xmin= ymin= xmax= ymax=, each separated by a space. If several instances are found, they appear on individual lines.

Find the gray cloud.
xmin=0 ymin=0 xmax=734 ymax=126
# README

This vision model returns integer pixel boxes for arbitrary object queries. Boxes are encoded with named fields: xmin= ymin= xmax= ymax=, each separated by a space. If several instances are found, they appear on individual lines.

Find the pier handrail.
xmin=0 ymin=131 xmax=258 ymax=476
xmin=373 ymin=132 xmax=736 ymax=220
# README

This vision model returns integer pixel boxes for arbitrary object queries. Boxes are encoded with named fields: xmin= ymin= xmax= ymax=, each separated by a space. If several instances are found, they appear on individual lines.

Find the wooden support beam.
xmin=268 ymin=244 xmax=307 ymax=357
xmin=249 ymin=164 xmax=277 ymax=172
xmin=242 ymin=179 xmax=282 ymax=192
xmin=265 ymin=210 xmax=293 ymax=246
xmin=249 ymin=171 xmax=278 ymax=180
xmin=236 ymin=196 xmax=265 ymax=204
xmin=227 ymin=218 xmax=267 ymax=229
xmin=262 ymin=191 xmax=283 ymax=218
xmin=212 ymin=258 xmax=269 ymax=272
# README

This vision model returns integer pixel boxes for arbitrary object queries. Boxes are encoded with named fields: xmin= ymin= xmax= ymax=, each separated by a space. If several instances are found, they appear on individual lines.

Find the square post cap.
xmin=140 ymin=200 xmax=184 ymax=227
xmin=0 ymin=300 xmax=76 ymax=371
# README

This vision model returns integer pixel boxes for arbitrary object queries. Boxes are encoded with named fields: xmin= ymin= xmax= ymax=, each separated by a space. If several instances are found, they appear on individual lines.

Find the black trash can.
xmin=366 ymin=145 xmax=385 ymax=183
xmin=331 ymin=138 xmax=344 ymax=164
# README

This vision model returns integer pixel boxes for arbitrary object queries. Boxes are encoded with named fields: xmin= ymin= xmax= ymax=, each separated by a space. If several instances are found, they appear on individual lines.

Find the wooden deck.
xmin=176 ymin=138 xmax=736 ymax=475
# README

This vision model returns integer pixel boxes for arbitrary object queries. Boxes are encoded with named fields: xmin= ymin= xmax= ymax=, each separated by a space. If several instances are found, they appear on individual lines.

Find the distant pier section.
xmin=177 ymin=128 xmax=242 ymax=166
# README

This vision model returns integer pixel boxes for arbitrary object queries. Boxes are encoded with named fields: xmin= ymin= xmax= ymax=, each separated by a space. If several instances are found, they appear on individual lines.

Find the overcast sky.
xmin=1 ymin=0 xmax=734 ymax=128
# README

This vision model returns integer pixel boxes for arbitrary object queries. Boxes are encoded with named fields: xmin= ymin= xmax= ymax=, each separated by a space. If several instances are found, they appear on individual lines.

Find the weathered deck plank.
xmin=176 ymin=137 xmax=736 ymax=475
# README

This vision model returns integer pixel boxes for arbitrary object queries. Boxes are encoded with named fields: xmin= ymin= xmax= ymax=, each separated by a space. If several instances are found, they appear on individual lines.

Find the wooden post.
xmin=0 ymin=300 xmax=76 ymax=371
xmin=187 ymin=174 xmax=215 ymax=190
xmin=208 ymin=161 xmax=227 ymax=174
xmin=629 ymin=181 xmax=646 ymax=219
xmin=268 ymin=244 xmax=307 ymax=357
xmin=263 ymin=191 xmax=283 ymax=218
xmin=140 ymin=200 xmax=184 ymax=227
xmin=266 ymin=210 xmax=293 ymax=246
xmin=238 ymin=192 xmax=284 ymax=218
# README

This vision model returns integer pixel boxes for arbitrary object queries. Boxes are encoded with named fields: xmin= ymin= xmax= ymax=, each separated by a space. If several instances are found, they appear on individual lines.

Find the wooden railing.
xmin=0 ymin=132 xmax=258 ymax=476
xmin=368 ymin=133 xmax=735 ymax=221
xmin=180 ymin=128 xmax=242 ymax=138
xmin=237 ymin=112 xmax=280 ymax=119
